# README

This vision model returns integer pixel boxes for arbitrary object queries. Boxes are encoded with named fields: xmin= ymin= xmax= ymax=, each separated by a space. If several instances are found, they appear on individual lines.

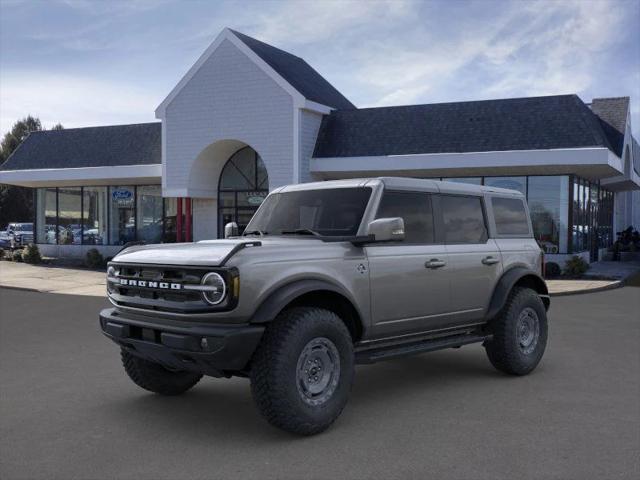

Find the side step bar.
xmin=355 ymin=333 xmax=488 ymax=365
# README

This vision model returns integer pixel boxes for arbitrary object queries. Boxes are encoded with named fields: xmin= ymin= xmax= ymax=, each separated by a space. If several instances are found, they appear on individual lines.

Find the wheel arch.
xmin=486 ymin=267 xmax=550 ymax=320
xmin=249 ymin=279 xmax=365 ymax=342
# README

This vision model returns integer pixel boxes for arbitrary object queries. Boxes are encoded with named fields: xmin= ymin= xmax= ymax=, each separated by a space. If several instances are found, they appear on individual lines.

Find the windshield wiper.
xmin=281 ymin=228 xmax=322 ymax=237
xmin=243 ymin=229 xmax=267 ymax=236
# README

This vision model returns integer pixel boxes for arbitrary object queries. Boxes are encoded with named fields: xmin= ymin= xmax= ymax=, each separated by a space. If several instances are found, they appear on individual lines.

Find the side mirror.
xmin=366 ymin=217 xmax=405 ymax=242
xmin=224 ymin=222 xmax=239 ymax=238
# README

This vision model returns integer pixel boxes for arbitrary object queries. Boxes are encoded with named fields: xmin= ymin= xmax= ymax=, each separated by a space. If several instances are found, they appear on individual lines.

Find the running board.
xmin=355 ymin=333 xmax=488 ymax=365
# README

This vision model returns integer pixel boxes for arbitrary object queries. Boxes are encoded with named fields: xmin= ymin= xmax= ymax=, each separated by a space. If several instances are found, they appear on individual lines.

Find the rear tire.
xmin=250 ymin=307 xmax=354 ymax=435
xmin=121 ymin=349 xmax=202 ymax=395
xmin=484 ymin=287 xmax=548 ymax=375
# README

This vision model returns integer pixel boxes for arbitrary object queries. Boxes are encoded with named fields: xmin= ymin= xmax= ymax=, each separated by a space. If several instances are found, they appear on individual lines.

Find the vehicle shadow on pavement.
xmin=101 ymin=380 xmax=282 ymax=438
xmin=101 ymin=347 xmax=499 ymax=440
xmin=351 ymin=348 xmax=499 ymax=404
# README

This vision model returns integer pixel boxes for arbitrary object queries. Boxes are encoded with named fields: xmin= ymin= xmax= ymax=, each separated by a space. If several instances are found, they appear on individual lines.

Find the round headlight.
xmin=106 ymin=266 xmax=117 ymax=294
xmin=201 ymin=272 xmax=226 ymax=305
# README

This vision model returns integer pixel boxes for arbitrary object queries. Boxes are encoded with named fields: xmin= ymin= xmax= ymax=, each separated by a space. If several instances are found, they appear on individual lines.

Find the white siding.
xmin=299 ymin=109 xmax=323 ymax=183
xmin=192 ymin=198 xmax=216 ymax=241
xmin=163 ymin=39 xmax=294 ymax=196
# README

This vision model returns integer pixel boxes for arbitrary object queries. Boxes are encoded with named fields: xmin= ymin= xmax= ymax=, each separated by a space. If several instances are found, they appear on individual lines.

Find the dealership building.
xmin=1 ymin=28 xmax=638 ymax=262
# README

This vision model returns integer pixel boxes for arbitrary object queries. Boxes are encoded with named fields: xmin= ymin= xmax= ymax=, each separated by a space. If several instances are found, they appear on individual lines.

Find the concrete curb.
xmin=549 ymin=280 xmax=623 ymax=297
xmin=0 ymin=284 xmax=41 ymax=293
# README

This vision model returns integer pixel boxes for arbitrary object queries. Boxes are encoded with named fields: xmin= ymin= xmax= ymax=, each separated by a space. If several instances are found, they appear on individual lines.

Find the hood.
xmin=111 ymin=236 xmax=334 ymax=267
xmin=112 ymin=239 xmax=254 ymax=266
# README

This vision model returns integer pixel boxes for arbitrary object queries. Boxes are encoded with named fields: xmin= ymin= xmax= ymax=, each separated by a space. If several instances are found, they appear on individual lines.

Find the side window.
xmin=491 ymin=197 xmax=530 ymax=235
xmin=376 ymin=191 xmax=434 ymax=244
xmin=441 ymin=195 xmax=488 ymax=244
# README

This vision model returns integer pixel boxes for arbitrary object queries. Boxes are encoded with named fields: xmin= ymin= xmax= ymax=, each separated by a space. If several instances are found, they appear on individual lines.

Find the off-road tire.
xmin=484 ymin=287 xmax=548 ymax=375
xmin=250 ymin=307 xmax=354 ymax=435
xmin=121 ymin=349 xmax=202 ymax=395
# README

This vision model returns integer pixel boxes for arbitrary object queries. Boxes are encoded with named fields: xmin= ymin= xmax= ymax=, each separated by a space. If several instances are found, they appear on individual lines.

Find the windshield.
xmin=245 ymin=187 xmax=372 ymax=237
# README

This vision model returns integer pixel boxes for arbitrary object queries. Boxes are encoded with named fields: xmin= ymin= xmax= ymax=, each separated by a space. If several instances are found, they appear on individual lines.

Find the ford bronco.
xmin=100 ymin=177 xmax=549 ymax=435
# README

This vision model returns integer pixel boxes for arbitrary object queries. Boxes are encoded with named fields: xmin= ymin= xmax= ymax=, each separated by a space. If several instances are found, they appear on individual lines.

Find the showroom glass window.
xmin=36 ymin=188 xmax=58 ymax=244
xmin=527 ymin=176 xmax=569 ymax=254
xmin=137 ymin=185 xmax=163 ymax=243
xmin=484 ymin=177 xmax=527 ymax=195
xmin=597 ymin=190 xmax=614 ymax=248
xmin=218 ymin=147 xmax=269 ymax=237
xmin=572 ymin=176 xmax=590 ymax=253
xmin=584 ymin=181 xmax=592 ymax=251
xmin=163 ymin=197 xmax=177 ymax=243
xmin=589 ymin=182 xmax=599 ymax=253
xmin=109 ymin=186 xmax=136 ymax=245
xmin=82 ymin=187 xmax=107 ymax=245
xmin=57 ymin=187 xmax=82 ymax=245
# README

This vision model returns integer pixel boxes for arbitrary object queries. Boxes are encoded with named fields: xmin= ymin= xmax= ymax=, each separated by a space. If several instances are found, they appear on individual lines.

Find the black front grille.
xmin=108 ymin=264 xmax=213 ymax=313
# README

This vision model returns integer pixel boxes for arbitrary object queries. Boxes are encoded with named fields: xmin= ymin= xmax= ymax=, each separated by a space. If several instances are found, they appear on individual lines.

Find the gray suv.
xmin=100 ymin=177 xmax=549 ymax=435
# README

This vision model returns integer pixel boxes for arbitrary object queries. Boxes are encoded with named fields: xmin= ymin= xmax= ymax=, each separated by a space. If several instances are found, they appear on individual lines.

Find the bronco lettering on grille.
xmin=119 ymin=278 xmax=182 ymax=290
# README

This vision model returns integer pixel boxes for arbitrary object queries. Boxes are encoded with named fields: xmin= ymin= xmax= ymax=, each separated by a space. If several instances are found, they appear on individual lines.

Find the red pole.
xmin=176 ymin=197 xmax=183 ymax=243
xmin=185 ymin=198 xmax=192 ymax=242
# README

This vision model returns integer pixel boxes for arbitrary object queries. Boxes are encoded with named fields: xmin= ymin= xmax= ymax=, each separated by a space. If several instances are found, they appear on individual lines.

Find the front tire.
xmin=121 ymin=349 xmax=202 ymax=395
xmin=250 ymin=307 xmax=354 ymax=435
xmin=484 ymin=287 xmax=548 ymax=375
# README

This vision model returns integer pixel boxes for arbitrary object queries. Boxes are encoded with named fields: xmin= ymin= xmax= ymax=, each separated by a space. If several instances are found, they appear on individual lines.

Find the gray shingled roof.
xmin=313 ymin=94 xmax=616 ymax=158
xmin=590 ymin=97 xmax=629 ymax=157
xmin=0 ymin=122 xmax=161 ymax=171
xmin=230 ymin=29 xmax=355 ymax=110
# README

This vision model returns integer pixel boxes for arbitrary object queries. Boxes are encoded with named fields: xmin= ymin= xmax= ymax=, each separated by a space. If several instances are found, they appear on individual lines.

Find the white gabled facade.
xmin=154 ymin=28 xmax=332 ymax=240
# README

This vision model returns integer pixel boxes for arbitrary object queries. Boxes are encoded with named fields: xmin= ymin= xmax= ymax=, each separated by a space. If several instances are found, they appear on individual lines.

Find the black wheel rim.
xmin=517 ymin=307 xmax=540 ymax=355
xmin=296 ymin=337 xmax=341 ymax=406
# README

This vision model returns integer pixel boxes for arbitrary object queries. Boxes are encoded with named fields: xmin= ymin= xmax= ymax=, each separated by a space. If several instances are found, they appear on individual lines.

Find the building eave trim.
xmin=311 ymin=147 xmax=619 ymax=173
xmin=0 ymin=164 xmax=162 ymax=187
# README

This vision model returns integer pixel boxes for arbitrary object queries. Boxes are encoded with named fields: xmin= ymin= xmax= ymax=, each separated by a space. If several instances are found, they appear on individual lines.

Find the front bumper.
xmin=99 ymin=308 xmax=264 ymax=377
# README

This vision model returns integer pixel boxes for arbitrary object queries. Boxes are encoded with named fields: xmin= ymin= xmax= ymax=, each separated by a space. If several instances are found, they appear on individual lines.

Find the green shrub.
xmin=85 ymin=248 xmax=104 ymax=269
xmin=11 ymin=249 xmax=24 ymax=262
xmin=544 ymin=261 xmax=561 ymax=278
xmin=21 ymin=244 xmax=42 ymax=264
xmin=564 ymin=255 xmax=589 ymax=276
xmin=0 ymin=249 xmax=5 ymax=260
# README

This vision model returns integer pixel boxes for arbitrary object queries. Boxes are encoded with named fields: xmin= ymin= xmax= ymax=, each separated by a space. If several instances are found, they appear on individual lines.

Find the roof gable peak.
xmin=155 ymin=28 xmax=353 ymax=117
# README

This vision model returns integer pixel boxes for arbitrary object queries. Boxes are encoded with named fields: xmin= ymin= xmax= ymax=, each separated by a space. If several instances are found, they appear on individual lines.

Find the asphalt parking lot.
xmin=1 ymin=286 xmax=639 ymax=480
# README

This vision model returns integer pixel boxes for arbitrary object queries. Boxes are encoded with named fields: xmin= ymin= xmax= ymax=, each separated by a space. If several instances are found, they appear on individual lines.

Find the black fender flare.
xmin=485 ymin=267 xmax=550 ymax=320
xmin=249 ymin=279 xmax=362 ymax=325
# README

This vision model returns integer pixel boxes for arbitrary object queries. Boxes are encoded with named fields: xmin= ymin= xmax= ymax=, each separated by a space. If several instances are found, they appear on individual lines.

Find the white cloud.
xmin=0 ymin=72 xmax=158 ymax=132
xmin=320 ymin=0 xmax=627 ymax=109
xmin=250 ymin=0 xmax=411 ymax=46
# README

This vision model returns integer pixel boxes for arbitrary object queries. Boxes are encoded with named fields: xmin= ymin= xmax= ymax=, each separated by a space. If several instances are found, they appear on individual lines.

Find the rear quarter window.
xmin=491 ymin=197 xmax=530 ymax=235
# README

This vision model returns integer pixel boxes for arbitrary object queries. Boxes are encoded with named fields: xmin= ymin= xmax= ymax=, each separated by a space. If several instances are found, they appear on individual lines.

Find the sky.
xmin=1 ymin=0 xmax=639 ymax=138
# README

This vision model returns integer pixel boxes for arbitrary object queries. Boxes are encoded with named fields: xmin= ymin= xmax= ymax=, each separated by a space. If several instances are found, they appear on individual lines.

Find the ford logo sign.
xmin=112 ymin=189 xmax=133 ymax=200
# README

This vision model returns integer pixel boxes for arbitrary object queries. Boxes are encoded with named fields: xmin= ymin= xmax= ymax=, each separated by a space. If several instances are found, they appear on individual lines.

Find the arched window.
xmin=218 ymin=146 xmax=268 ymax=237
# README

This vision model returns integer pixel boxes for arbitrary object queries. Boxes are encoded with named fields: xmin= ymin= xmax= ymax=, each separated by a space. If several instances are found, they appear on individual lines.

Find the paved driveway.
xmin=0 ymin=261 xmax=105 ymax=296
xmin=1 ymin=287 xmax=638 ymax=480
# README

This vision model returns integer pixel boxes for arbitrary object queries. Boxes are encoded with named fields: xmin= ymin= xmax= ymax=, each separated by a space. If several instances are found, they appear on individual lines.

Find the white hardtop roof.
xmin=275 ymin=177 xmax=524 ymax=197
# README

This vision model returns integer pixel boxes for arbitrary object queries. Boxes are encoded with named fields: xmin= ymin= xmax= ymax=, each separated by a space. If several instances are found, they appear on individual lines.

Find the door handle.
xmin=482 ymin=256 xmax=500 ymax=265
xmin=425 ymin=259 xmax=446 ymax=269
